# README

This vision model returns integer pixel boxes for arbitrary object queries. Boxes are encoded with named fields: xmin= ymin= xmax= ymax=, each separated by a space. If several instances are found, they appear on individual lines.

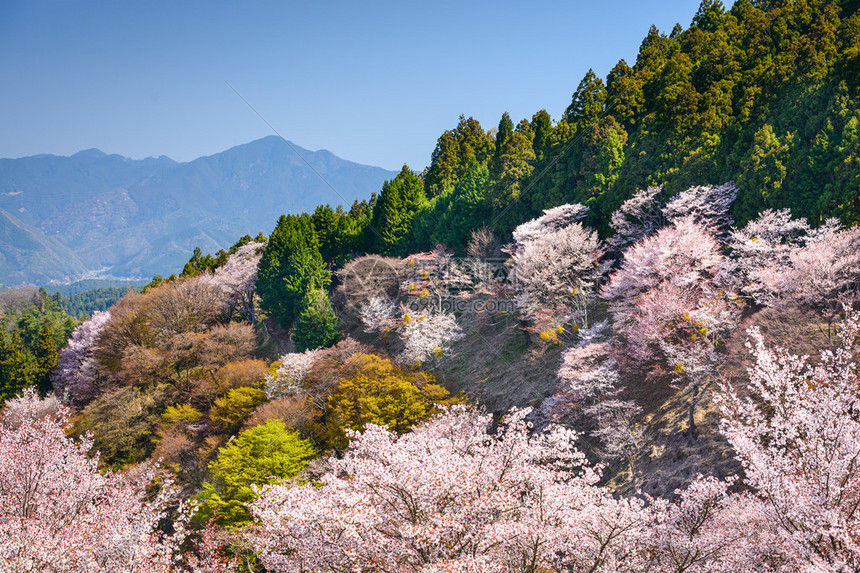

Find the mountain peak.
xmin=0 ymin=139 xmax=397 ymax=285
xmin=72 ymin=148 xmax=107 ymax=160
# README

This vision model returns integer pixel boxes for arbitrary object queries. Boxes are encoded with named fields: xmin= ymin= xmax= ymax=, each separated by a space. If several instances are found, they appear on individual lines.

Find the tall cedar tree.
xmin=311 ymin=204 xmax=340 ymax=266
xmin=257 ymin=214 xmax=331 ymax=329
xmin=0 ymin=330 xmax=29 ymax=403
xmin=33 ymin=323 xmax=57 ymax=396
xmin=369 ymin=166 xmax=426 ymax=257
xmin=491 ymin=111 xmax=515 ymax=177
xmin=292 ymin=288 xmax=340 ymax=352
xmin=565 ymin=69 xmax=607 ymax=124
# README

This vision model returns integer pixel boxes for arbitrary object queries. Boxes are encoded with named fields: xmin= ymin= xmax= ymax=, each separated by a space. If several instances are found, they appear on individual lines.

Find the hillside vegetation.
xmin=2 ymin=0 xmax=860 ymax=571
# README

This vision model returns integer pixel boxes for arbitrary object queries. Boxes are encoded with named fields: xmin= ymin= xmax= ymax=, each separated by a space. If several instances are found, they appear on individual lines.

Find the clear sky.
xmin=0 ymin=0 xmax=704 ymax=171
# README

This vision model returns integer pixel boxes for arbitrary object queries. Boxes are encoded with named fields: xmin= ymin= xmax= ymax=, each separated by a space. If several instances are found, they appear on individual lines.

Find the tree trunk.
xmin=688 ymin=380 xmax=700 ymax=441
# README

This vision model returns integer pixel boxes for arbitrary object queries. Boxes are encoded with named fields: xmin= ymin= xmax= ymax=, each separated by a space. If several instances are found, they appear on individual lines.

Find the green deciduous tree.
xmin=198 ymin=419 xmax=317 ymax=527
xmin=210 ymin=387 xmax=268 ymax=432
xmin=324 ymin=353 xmax=454 ymax=450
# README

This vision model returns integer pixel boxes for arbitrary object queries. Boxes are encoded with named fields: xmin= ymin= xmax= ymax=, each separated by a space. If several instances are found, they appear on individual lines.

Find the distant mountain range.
xmin=0 ymin=137 xmax=397 ymax=287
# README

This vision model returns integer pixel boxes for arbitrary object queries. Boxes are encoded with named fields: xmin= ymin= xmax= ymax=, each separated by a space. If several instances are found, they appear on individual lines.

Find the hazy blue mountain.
xmin=0 ymin=209 xmax=89 ymax=288
xmin=0 ymin=137 xmax=397 ymax=285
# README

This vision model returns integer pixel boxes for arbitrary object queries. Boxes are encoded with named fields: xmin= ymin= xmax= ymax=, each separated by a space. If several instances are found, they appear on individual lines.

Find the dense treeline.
xmin=0 ymin=287 xmax=77 ymax=400
xmin=229 ymin=0 xmax=859 ymax=335
xmin=413 ymin=0 xmax=859 ymax=240
xmin=61 ymin=286 xmax=139 ymax=317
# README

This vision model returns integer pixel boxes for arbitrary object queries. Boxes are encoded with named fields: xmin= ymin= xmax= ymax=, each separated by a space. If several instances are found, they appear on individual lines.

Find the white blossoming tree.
xmin=50 ymin=310 xmax=112 ymax=407
xmin=247 ymin=406 xmax=649 ymax=573
xmin=0 ymin=389 xmax=186 ymax=572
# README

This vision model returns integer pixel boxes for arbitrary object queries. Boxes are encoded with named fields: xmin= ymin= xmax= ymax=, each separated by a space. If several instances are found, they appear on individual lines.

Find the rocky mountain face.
xmin=0 ymin=137 xmax=396 ymax=286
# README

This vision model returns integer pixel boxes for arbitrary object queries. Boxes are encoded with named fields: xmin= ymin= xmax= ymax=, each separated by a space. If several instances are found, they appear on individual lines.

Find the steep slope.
xmin=0 ymin=208 xmax=88 ymax=287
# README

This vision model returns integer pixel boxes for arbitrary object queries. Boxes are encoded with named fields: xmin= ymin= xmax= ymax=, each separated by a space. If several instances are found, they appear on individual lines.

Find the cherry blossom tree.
xmin=356 ymin=251 xmax=467 ymax=368
xmin=399 ymin=308 xmax=464 ymax=367
xmin=401 ymin=247 xmax=474 ymax=301
xmin=247 ymin=406 xmax=649 ymax=573
xmin=602 ymin=218 xmax=737 ymax=352
xmin=766 ymin=225 xmax=860 ymax=319
xmin=51 ymin=310 xmax=112 ymax=407
xmin=264 ymin=349 xmax=321 ymax=402
xmin=585 ymin=398 xmax=645 ymax=488
xmin=608 ymin=185 xmax=665 ymax=251
xmin=209 ymin=241 xmax=264 ymax=324
xmin=0 ymin=389 xmax=185 ymax=572
xmin=662 ymin=183 xmax=738 ymax=235
xmin=511 ymin=203 xmax=589 ymax=248
xmin=644 ymin=475 xmax=790 ymax=572
xmin=552 ymin=322 xmax=645 ymax=485
xmin=728 ymin=208 xmax=814 ymax=304
xmin=602 ymin=218 xmax=742 ymax=438
xmin=557 ymin=338 xmax=618 ymax=405
xmin=358 ymin=297 xmax=464 ymax=367
xmin=509 ymin=204 xmax=604 ymax=334
xmin=359 ymin=295 xmax=397 ymax=333
xmin=716 ymin=311 xmax=860 ymax=570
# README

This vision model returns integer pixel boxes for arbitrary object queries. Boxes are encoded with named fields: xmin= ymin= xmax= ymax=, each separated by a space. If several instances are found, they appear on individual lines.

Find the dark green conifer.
xmin=292 ymin=288 xmax=340 ymax=352
xmin=257 ymin=214 xmax=331 ymax=329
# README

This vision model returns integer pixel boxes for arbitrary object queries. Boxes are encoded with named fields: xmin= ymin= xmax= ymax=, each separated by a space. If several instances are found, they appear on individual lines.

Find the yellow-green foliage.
xmin=161 ymin=404 xmax=202 ymax=426
xmin=197 ymin=419 xmax=317 ymax=527
xmin=210 ymin=387 xmax=267 ymax=431
xmin=324 ymin=352 xmax=457 ymax=450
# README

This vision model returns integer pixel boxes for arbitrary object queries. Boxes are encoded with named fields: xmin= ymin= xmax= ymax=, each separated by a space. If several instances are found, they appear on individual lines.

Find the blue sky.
xmin=0 ymin=0 xmax=704 ymax=171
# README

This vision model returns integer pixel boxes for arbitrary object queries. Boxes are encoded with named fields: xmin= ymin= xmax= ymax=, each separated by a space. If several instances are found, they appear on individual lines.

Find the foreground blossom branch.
xmin=0 ymin=389 xmax=186 ymax=572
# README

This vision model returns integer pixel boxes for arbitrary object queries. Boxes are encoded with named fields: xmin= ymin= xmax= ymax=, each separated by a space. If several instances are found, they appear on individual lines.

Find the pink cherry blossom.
xmin=0 ymin=389 xmax=186 ymax=572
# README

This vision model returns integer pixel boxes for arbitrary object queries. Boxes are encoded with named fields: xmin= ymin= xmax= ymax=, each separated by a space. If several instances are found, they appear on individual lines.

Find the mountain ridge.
xmin=0 ymin=136 xmax=397 ymax=287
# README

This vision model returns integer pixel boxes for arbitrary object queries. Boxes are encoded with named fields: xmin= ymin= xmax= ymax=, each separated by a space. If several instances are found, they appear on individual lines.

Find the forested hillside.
xmin=410 ymin=0 xmax=860 ymax=252
xmin=2 ymin=0 xmax=860 ymax=571
xmin=213 ymin=0 xmax=860 ymax=273
xmin=0 ymin=287 xmax=78 ymax=400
